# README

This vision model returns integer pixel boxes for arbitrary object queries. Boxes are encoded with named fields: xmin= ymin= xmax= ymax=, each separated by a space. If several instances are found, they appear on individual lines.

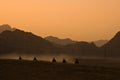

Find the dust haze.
xmin=0 ymin=53 xmax=75 ymax=63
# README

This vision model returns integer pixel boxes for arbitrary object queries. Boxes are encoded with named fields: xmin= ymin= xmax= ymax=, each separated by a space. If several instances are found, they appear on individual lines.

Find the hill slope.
xmin=101 ymin=31 xmax=120 ymax=57
xmin=45 ymin=36 xmax=76 ymax=45
xmin=62 ymin=42 xmax=99 ymax=57
xmin=0 ymin=29 xmax=56 ymax=54
xmin=94 ymin=40 xmax=108 ymax=47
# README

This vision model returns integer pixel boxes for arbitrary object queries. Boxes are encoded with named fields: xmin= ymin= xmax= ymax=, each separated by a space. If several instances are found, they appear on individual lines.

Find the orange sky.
xmin=0 ymin=0 xmax=120 ymax=41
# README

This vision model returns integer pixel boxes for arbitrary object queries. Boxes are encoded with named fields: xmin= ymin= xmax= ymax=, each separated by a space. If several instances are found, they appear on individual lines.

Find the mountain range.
xmin=45 ymin=36 xmax=76 ymax=45
xmin=45 ymin=36 xmax=108 ymax=47
xmin=0 ymin=24 xmax=59 ymax=54
xmin=0 ymin=24 xmax=108 ymax=47
xmin=0 ymin=24 xmax=119 ymax=58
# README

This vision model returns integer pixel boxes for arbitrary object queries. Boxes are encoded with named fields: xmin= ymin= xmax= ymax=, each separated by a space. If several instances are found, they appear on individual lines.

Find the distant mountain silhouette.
xmin=45 ymin=36 xmax=76 ymax=45
xmin=45 ymin=36 xmax=108 ymax=47
xmin=62 ymin=42 xmax=99 ymax=57
xmin=0 ymin=27 xmax=99 ymax=57
xmin=94 ymin=40 xmax=108 ymax=47
xmin=0 ymin=29 xmax=57 ymax=54
xmin=104 ymin=31 xmax=120 ymax=46
xmin=45 ymin=32 xmax=120 ymax=57
xmin=0 ymin=24 xmax=15 ymax=33
xmin=0 ymin=24 xmax=120 ymax=58
xmin=101 ymin=31 xmax=120 ymax=57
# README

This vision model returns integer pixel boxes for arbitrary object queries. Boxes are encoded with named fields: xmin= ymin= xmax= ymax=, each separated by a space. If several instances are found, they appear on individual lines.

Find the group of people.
xmin=52 ymin=58 xmax=79 ymax=64
xmin=19 ymin=56 xmax=79 ymax=64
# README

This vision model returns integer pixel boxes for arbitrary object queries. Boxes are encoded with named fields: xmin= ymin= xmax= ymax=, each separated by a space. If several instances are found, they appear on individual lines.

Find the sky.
xmin=0 ymin=0 xmax=120 ymax=41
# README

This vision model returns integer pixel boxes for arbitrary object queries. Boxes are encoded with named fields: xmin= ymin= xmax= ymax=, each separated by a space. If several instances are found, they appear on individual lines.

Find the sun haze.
xmin=0 ymin=0 xmax=120 ymax=41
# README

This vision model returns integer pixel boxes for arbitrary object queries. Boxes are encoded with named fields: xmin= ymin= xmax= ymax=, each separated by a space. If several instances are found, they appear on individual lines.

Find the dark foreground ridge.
xmin=0 ymin=59 xmax=120 ymax=80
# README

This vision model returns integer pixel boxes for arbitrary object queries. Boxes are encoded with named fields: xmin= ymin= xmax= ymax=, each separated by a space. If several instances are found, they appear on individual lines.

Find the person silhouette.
xmin=33 ymin=57 xmax=37 ymax=61
xmin=74 ymin=58 xmax=79 ymax=64
xmin=19 ymin=56 xmax=22 ymax=60
xmin=52 ymin=57 xmax=56 ymax=63
xmin=62 ymin=59 xmax=67 ymax=63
